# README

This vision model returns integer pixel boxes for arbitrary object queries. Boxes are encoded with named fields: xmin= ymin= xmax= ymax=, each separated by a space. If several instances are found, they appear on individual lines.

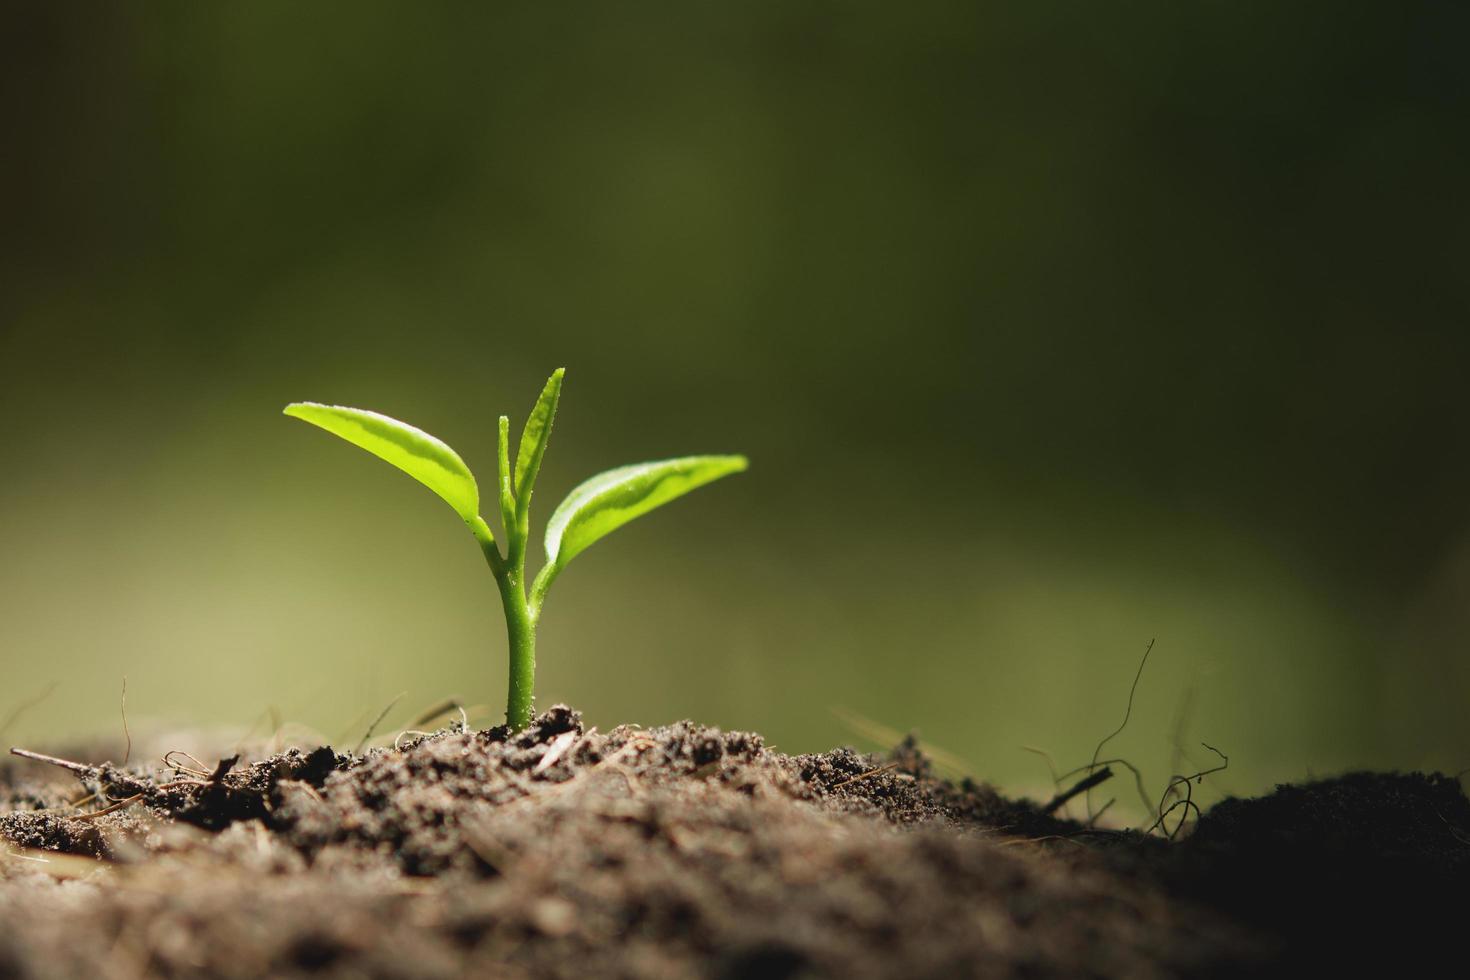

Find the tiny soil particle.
xmin=1 ymin=706 xmax=1464 ymax=978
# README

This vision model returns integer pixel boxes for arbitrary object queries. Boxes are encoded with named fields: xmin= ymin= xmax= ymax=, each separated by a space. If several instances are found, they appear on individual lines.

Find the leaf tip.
xmin=283 ymin=402 xmax=321 ymax=420
xmin=708 ymin=454 xmax=750 ymax=476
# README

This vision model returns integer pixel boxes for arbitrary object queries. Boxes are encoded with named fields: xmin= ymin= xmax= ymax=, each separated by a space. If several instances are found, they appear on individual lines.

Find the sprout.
xmin=284 ymin=369 xmax=746 ymax=730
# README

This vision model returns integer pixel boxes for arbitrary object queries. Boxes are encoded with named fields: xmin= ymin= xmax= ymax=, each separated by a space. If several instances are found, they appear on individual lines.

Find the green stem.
xmin=469 ymin=513 xmax=536 ymax=730
xmin=497 ymin=568 xmax=536 ymax=731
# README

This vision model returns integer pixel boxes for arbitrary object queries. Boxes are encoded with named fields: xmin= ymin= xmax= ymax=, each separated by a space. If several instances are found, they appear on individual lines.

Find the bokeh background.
xmin=3 ymin=3 xmax=1467 ymax=809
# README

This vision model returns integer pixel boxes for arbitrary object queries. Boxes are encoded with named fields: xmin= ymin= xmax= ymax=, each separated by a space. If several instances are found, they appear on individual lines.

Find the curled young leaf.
xmin=514 ymin=368 xmax=564 ymax=505
xmin=544 ymin=455 xmax=747 ymax=569
xmin=284 ymin=403 xmax=480 ymax=523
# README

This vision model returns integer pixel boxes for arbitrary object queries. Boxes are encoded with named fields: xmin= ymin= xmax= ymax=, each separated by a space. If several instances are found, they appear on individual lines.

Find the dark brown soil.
xmin=1 ymin=706 xmax=1464 ymax=979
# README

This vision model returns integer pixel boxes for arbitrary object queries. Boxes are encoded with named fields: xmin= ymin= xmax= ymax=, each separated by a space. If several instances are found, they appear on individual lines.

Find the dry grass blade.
xmin=355 ymin=692 xmax=406 ymax=755
xmin=831 ymin=763 xmax=898 ymax=790
xmin=534 ymin=731 xmax=579 ymax=773
xmin=2 ymin=846 xmax=105 ymax=879
xmin=0 ymin=682 xmax=59 ymax=742
xmin=830 ymin=706 xmax=972 ymax=778
xmin=72 ymin=793 xmax=145 ymax=822
xmin=411 ymin=698 xmax=465 ymax=729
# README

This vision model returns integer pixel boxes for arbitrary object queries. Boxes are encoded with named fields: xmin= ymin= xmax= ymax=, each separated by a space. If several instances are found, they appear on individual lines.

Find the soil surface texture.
xmin=1 ymin=706 xmax=1464 ymax=979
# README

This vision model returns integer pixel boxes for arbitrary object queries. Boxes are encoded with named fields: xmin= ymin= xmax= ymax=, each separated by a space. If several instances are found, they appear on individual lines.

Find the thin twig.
xmin=119 ymin=677 xmax=132 ymax=767
xmin=1087 ymin=638 xmax=1154 ymax=818
xmin=1144 ymin=742 xmax=1229 ymax=837
xmin=1156 ymin=797 xmax=1203 ymax=838
xmin=1021 ymin=745 xmax=1062 ymax=785
xmin=154 ymin=779 xmax=210 ymax=791
xmin=1044 ymin=766 xmax=1113 ymax=814
xmin=1056 ymin=756 xmax=1153 ymax=817
xmin=9 ymin=748 xmax=93 ymax=776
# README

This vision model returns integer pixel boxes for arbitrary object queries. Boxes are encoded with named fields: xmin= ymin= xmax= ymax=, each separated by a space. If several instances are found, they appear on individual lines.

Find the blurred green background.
xmin=3 ymin=3 xmax=1467 ymax=809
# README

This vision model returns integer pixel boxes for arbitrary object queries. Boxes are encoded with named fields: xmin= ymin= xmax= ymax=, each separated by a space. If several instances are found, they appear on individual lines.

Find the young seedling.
xmin=284 ymin=369 xmax=746 ymax=731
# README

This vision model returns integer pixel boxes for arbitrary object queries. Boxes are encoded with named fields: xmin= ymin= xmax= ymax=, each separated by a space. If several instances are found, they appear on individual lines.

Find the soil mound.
xmin=1 ymin=707 xmax=1463 ymax=978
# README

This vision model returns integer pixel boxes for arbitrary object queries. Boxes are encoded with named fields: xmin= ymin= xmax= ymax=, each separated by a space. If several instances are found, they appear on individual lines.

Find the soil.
xmin=1 ymin=706 xmax=1465 ymax=979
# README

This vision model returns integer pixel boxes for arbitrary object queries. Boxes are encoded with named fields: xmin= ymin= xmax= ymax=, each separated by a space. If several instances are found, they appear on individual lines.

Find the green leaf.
xmin=496 ymin=414 xmax=515 ymax=533
xmin=284 ymin=402 xmax=480 ymax=523
xmin=544 ymin=454 xmax=747 ymax=568
xmin=514 ymin=368 xmax=564 ymax=499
